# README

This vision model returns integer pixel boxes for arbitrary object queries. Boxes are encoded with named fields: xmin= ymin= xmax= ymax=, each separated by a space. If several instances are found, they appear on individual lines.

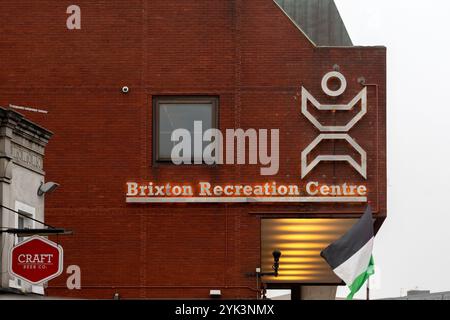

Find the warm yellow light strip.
xmin=274 ymin=243 xmax=327 ymax=250
xmin=269 ymin=234 xmax=344 ymax=241
xmin=270 ymin=225 xmax=350 ymax=232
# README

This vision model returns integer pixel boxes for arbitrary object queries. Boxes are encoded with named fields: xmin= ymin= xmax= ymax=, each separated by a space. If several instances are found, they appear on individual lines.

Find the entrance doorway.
xmin=260 ymin=218 xmax=357 ymax=300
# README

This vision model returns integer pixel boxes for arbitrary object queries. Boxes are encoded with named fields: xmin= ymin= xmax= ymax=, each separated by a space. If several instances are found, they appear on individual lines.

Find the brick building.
xmin=0 ymin=0 xmax=386 ymax=299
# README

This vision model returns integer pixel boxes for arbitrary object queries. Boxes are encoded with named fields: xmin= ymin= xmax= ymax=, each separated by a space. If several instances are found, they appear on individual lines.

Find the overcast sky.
xmin=333 ymin=0 xmax=450 ymax=299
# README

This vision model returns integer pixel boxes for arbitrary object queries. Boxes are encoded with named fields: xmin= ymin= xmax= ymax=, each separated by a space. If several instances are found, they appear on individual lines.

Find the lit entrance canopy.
xmin=261 ymin=218 xmax=357 ymax=283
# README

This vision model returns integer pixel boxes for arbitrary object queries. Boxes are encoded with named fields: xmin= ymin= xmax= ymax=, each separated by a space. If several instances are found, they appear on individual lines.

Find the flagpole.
xmin=366 ymin=280 xmax=370 ymax=300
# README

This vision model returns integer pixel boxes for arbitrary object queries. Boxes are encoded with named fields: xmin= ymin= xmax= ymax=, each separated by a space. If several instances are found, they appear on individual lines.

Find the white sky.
xmin=333 ymin=0 xmax=450 ymax=299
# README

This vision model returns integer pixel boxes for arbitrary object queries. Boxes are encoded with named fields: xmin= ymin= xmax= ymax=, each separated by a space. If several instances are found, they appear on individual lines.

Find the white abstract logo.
xmin=301 ymin=71 xmax=367 ymax=179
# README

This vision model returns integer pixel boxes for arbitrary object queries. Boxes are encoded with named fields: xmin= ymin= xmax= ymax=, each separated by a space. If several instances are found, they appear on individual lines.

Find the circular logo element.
xmin=321 ymin=71 xmax=347 ymax=97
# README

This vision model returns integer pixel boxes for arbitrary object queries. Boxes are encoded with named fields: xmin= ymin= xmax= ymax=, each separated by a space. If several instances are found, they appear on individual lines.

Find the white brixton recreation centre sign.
xmin=126 ymin=181 xmax=367 ymax=203
xmin=126 ymin=70 xmax=371 ymax=204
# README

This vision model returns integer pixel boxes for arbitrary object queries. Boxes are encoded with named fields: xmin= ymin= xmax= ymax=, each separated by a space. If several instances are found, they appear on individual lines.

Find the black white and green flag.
xmin=320 ymin=206 xmax=375 ymax=300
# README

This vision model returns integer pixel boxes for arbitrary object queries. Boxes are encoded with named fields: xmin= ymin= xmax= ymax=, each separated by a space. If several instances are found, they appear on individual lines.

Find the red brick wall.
xmin=0 ymin=0 xmax=386 ymax=299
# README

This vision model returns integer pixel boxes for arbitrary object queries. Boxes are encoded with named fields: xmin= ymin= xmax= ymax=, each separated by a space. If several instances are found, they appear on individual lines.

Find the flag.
xmin=320 ymin=206 xmax=375 ymax=300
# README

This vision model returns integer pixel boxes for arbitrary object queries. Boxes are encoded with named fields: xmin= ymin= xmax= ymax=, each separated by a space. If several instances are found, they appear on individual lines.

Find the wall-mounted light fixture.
xmin=37 ymin=182 xmax=59 ymax=196
xmin=246 ymin=249 xmax=282 ymax=300
xmin=257 ymin=249 xmax=282 ymax=277
xmin=272 ymin=249 xmax=281 ymax=277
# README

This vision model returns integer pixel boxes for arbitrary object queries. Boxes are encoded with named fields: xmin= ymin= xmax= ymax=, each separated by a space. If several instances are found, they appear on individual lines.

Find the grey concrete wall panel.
xmin=276 ymin=0 xmax=353 ymax=46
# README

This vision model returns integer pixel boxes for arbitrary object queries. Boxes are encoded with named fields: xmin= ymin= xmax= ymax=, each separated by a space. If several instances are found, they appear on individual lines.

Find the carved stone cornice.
xmin=0 ymin=106 xmax=53 ymax=176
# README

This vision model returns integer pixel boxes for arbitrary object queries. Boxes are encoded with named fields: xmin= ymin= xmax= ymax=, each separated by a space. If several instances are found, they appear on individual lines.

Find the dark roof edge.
xmin=316 ymin=45 xmax=387 ymax=49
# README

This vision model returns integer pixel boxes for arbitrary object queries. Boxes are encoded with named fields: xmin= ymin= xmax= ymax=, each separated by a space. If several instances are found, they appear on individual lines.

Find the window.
xmin=154 ymin=96 xmax=218 ymax=163
xmin=10 ymin=201 xmax=44 ymax=294
xmin=10 ymin=201 xmax=35 ymax=290
xmin=15 ymin=215 xmax=29 ymax=288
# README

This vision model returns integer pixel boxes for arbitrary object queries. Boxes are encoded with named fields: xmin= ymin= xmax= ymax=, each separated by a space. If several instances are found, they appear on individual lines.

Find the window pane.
xmin=18 ymin=216 xmax=25 ymax=243
xmin=18 ymin=216 xmax=24 ymax=229
xmin=158 ymin=102 xmax=214 ymax=160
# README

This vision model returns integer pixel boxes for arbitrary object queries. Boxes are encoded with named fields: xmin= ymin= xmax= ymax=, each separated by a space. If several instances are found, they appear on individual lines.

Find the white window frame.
xmin=8 ymin=201 xmax=44 ymax=294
